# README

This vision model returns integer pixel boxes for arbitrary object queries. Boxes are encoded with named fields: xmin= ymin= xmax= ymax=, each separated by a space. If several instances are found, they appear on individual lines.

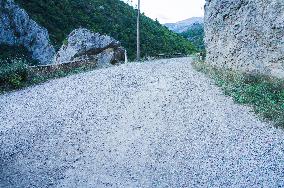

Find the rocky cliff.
xmin=205 ymin=0 xmax=284 ymax=78
xmin=0 ymin=0 xmax=55 ymax=64
xmin=0 ymin=0 xmax=125 ymax=66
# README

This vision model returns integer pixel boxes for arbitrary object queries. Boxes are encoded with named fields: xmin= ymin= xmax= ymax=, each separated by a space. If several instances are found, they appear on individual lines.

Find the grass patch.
xmin=192 ymin=60 xmax=284 ymax=127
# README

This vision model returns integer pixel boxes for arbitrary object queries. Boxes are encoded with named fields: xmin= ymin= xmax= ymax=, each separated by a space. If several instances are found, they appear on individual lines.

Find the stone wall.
xmin=28 ymin=59 xmax=98 ymax=78
xmin=204 ymin=0 xmax=284 ymax=78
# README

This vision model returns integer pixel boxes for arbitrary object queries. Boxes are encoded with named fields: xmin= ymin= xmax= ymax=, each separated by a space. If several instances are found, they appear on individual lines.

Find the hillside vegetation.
xmin=181 ymin=23 xmax=205 ymax=51
xmin=14 ymin=0 xmax=196 ymax=60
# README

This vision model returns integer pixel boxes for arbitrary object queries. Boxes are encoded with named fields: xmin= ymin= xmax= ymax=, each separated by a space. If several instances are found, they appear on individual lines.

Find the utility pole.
xmin=136 ymin=0 xmax=141 ymax=61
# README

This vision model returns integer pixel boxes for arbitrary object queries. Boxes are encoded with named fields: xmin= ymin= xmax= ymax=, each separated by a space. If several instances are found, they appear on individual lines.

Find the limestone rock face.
xmin=0 ymin=0 xmax=55 ymax=64
xmin=55 ymin=28 xmax=125 ymax=66
xmin=205 ymin=0 xmax=284 ymax=78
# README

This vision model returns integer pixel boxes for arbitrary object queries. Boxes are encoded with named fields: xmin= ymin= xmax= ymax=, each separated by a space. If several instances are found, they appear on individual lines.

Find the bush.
xmin=0 ymin=59 xmax=29 ymax=90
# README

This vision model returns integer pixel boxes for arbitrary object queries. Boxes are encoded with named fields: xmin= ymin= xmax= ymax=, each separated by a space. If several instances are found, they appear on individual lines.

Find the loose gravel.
xmin=0 ymin=57 xmax=283 ymax=187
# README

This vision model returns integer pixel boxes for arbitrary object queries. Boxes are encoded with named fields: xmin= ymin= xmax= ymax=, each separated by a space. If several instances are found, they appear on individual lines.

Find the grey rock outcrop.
xmin=55 ymin=28 xmax=125 ymax=67
xmin=0 ymin=0 xmax=55 ymax=64
xmin=205 ymin=0 xmax=284 ymax=78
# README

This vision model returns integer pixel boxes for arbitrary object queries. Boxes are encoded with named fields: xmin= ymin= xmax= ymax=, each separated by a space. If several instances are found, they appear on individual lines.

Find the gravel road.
xmin=0 ymin=57 xmax=284 ymax=187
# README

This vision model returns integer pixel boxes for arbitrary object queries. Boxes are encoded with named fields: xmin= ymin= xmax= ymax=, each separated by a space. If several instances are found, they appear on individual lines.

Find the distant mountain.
xmin=165 ymin=17 xmax=205 ymax=51
xmin=165 ymin=17 xmax=204 ymax=33
xmin=181 ymin=23 xmax=205 ymax=51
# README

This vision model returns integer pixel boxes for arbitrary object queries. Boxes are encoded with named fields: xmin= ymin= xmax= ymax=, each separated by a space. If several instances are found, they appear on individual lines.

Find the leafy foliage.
xmin=0 ymin=58 xmax=29 ymax=89
xmin=15 ymin=0 xmax=196 ymax=59
xmin=181 ymin=23 xmax=205 ymax=51
xmin=193 ymin=60 xmax=284 ymax=127
xmin=0 ymin=45 xmax=36 ymax=90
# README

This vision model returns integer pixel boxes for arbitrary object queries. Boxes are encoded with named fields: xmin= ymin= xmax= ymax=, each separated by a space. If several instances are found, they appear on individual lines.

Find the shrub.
xmin=0 ymin=59 xmax=29 ymax=90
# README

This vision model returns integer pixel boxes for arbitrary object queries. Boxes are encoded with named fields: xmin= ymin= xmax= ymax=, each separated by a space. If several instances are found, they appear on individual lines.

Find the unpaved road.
xmin=0 ymin=58 xmax=284 ymax=187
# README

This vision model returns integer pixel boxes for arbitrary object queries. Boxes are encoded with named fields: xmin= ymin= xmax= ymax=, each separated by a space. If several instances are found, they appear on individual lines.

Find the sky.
xmin=123 ymin=0 xmax=205 ymax=24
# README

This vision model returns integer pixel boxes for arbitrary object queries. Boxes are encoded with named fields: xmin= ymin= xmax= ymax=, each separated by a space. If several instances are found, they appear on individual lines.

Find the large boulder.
xmin=54 ymin=28 xmax=125 ymax=67
xmin=0 ymin=0 xmax=55 ymax=64
xmin=205 ymin=0 xmax=284 ymax=78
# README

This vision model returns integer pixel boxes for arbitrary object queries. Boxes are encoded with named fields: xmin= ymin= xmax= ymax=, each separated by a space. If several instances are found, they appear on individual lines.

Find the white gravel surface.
xmin=0 ymin=57 xmax=284 ymax=187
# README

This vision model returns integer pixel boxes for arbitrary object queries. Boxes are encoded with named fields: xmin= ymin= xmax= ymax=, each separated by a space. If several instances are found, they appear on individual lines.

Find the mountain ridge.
xmin=165 ymin=17 xmax=204 ymax=33
xmin=165 ymin=17 xmax=205 ymax=51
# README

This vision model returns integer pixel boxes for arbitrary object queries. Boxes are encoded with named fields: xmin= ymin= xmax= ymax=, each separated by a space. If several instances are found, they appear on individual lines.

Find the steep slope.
xmin=165 ymin=17 xmax=203 ymax=33
xmin=14 ymin=0 xmax=196 ymax=59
